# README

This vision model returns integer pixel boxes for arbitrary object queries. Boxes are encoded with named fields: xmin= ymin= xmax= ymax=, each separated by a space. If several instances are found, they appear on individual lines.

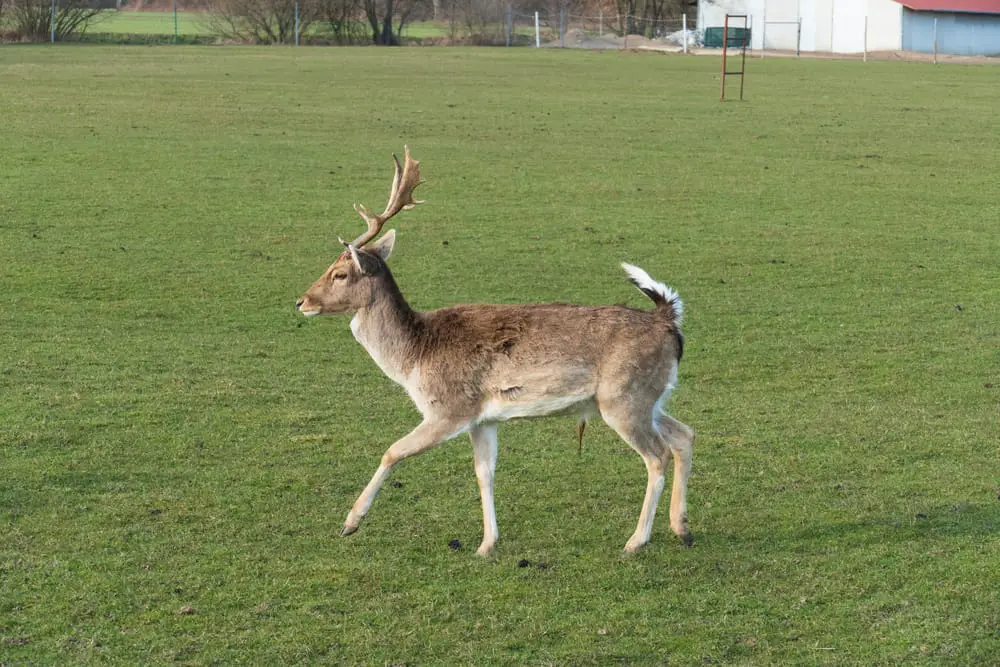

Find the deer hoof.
xmin=680 ymin=532 xmax=694 ymax=548
xmin=622 ymin=536 xmax=647 ymax=555
xmin=341 ymin=524 xmax=358 ymax=537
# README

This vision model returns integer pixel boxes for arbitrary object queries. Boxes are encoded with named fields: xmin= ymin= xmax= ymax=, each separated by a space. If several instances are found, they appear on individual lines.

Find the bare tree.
xmin=317 ymin=0 xmax=368 ymax=43
xmin=361 ymin=0 xmax=424 ymax=44
xmin=453 ymin=0 xmax=506 ymax=44
xmin=614 ymin=0 xmax=688 ymax=36
xmin=205 ymin=0 xmax=317 ymax=43
xmin=7 ymin=0 xmax=105 ymax=41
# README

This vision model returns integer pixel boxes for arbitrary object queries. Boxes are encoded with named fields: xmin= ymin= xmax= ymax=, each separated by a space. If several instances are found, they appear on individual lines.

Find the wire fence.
xmin=4 ymin=1 xmax=704 ymax=48
xmin=505 ymin=11 xmax=696 ymax=50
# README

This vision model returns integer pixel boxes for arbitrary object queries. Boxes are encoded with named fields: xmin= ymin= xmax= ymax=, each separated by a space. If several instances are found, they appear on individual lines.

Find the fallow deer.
xmin=296 ymin=147 xmax=694 ymax=555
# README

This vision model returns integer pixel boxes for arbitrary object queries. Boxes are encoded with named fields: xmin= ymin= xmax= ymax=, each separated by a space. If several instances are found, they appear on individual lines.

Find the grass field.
xmin=1 ymin=46 xmax=998 ymax=665
xmin=88 ymin=10 xmax=215 ymax=36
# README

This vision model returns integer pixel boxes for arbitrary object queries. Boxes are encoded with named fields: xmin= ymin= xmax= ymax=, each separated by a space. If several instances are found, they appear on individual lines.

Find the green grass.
xmin=1 ymin=46 xmax=998 ymax=665
xmin=401 ymin=20 xmax=453 ymax=39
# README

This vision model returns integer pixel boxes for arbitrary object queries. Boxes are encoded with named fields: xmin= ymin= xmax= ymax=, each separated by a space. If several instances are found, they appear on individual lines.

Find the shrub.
xmin=204 ymin=0 xmax=317 ymax=43
xmin=6 ymin=0 xmax=108 ymax=41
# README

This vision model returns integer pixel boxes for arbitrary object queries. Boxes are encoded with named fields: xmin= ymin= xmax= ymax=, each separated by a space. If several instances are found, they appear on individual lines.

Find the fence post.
xmin=933 ymin=17 xmax=938 ymax=63
xmin=796 ymin=17 xmax=801 ymax=56
xmin=535 ymin=11 xmax=540 ymax=47
xmin=295 ymin=0 xmax=300 ymax=45
xmin=506 ymin=5 xmax=512 ymax=47
xmin=559 ymin=8 xmax=564 ymax=47
xmin=599 ymin=10 xmax=603 ymax=36
xmin=50 ymin=0 xmax=56 ymax=43
xmin=682 ymin=13 xmax=687 ymax=53
xmin=173 ymin=0 xmax=178 ymax=43
xmin=863 ymin=16 xmax=867 ymax=62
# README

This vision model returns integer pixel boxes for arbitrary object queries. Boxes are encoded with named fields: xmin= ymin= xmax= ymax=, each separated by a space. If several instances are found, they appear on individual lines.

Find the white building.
xmin=698 ymin=0 xmax=904 ymax=53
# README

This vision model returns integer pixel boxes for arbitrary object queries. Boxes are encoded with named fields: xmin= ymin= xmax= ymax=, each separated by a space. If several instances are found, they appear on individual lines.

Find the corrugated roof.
xmin=894 ymin=0 xmax=1000 ymax=13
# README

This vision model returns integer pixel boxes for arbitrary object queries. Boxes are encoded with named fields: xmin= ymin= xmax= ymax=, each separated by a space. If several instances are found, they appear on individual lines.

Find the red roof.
xmin=894 ymin=0 xmax=1000 ymax=13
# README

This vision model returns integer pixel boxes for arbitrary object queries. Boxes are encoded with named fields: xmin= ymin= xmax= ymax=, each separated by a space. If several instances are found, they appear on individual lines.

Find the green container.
xmin=704 ymin=26 xmax=751 ymax=48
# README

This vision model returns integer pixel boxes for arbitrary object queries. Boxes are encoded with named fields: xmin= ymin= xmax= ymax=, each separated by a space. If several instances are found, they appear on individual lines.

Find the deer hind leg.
xmin=656 ymin=414 xmax=695 ymax=546
xmin=343 ymin=419 xmax=467 ymax=537
xmin=600 ymin=402 xmax=669 ymax=554
xmin=469 ymin=423 xmax=499 ymax=556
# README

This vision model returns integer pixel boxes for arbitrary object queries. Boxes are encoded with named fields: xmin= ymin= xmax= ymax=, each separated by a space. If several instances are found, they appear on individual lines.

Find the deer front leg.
xmin=343 ymin=419 xmax=466 ymax=537
xmin=469 ymin=423 xmax=499 ymax=556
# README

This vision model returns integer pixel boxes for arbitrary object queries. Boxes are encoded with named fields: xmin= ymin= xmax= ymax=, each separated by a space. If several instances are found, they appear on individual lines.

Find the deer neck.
xmin=349 ymin=275 xmax=421 ymax=386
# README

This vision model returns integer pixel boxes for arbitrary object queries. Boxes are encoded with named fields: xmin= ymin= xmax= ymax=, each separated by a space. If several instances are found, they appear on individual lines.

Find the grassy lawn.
xmin=1 ymin=46 xmax=998 ymax=664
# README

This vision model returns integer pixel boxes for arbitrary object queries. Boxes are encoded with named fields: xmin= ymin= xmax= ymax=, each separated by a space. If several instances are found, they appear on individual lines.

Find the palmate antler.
xmin=345 ymin=146 xmax=424 ymax=249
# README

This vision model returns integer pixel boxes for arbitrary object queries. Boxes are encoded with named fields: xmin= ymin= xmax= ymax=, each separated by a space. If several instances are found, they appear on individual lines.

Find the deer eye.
xmin=332 ymin=272 xmax=348 ymax=281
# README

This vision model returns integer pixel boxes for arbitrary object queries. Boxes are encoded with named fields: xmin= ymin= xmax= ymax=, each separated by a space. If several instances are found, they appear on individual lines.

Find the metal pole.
xmin=739 ymin=16 xmax=747 ymax=100
xmin=559 ymin=8 xmax=564 ymax=47
xmin=682 ymin=13 xmax=687 ymax=53
xmin=829 ymin=5 xmax=834 ymax=52
xmin=933 ymin=17 xmax=938 ymax=63
xmin=534 ymin=11 xmax=540 ymax=47
xmin=599 ymin=10 xmax=602 ymax=36
xmin=50 ymin=0 xmax=56 ymax=43
xmin=295 ymin=0 xmax=300 ymax=45
xmin=505 ymin=5 xmax=511 ymax=47
xmin=796 ymin=17 xmax=801 ymax=57
xmin=863 ymin=16 xmax=867 ymax=62
xmin=173 ymin=0 xmax=178 ymax=43
xmin=762 ymin=0 xmax=766 ymax=57
xmin=720 ymin=14 xmax=729 ymax=102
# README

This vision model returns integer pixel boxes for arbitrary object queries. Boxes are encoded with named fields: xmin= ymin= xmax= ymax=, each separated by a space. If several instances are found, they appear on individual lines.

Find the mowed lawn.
xmin=1 ymin=46 xmax=997 ymax=664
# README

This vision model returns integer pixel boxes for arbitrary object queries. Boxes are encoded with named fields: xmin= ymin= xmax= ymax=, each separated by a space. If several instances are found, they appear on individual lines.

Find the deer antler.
xmin=348 ymin=146 xmax=423 ymax=249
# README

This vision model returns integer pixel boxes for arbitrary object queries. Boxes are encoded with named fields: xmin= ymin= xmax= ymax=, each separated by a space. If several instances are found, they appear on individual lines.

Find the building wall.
xmin=698 ymin=0 xmax=902 ymax=52
xmin=832 ymin=0 xmax=869 ymax=52
xmin=759 ymin=0 xmax=800 ymax=51
xmin=866 ymin=0 xmax=904 ymax=50
xmin=902 ymin=9 xmax=1000 ymax=55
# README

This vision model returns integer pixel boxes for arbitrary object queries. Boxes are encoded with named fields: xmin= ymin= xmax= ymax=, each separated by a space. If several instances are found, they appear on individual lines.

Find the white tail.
xmin=297 ymin=148 xmax=694 ymax=556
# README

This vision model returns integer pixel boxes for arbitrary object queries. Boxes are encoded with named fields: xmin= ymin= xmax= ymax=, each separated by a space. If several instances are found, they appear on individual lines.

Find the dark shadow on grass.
xmin=698 ymin=500 xmax=999 ymax=551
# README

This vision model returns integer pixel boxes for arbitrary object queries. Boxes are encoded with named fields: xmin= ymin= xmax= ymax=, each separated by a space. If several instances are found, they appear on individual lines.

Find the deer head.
xmin=296 ymin=147 xmax=423 ymax=317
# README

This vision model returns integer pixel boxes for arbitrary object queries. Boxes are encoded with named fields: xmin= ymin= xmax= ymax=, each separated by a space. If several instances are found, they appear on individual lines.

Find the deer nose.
xmin=295 ymin=298 xmax=304 ymax=309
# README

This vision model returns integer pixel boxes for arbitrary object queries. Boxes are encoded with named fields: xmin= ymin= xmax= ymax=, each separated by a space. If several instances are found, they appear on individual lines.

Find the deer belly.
xmin=479 ymin=392 xmax=593 ymax=422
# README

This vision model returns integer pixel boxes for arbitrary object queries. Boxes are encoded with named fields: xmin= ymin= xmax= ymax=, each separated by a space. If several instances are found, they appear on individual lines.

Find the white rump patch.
xmin=621 ymin=263 xmax=683 ymax=324
xmin=652 ymin=362 xmax=679 ymax=420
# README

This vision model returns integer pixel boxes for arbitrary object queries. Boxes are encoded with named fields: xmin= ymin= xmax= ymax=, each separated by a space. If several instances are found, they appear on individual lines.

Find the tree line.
xmin=0 ymin=0 xmax=693 ymax=45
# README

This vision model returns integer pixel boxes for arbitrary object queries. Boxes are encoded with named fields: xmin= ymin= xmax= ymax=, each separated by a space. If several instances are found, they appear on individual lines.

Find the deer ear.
xmin=369 ymin=229 xmax=396 ymax=261
xmin=347 ymin=244 xmax=381 ymax=276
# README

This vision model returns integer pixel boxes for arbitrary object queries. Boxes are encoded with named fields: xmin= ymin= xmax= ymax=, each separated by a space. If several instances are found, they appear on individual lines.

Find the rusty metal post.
xmin=720 ymin=14 xmax=730 ymax=102
xmin=739 ymin=24 xmax=747 ymax=100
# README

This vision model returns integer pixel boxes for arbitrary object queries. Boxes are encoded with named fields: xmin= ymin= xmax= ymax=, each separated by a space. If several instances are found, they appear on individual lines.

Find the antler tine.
xmin=348 ymin=146 xmax=423 ymax=249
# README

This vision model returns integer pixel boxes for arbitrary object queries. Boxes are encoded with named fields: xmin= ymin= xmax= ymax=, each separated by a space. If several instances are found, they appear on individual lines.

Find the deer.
xmin=295 ymin=147 xmax=694 ymax=556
